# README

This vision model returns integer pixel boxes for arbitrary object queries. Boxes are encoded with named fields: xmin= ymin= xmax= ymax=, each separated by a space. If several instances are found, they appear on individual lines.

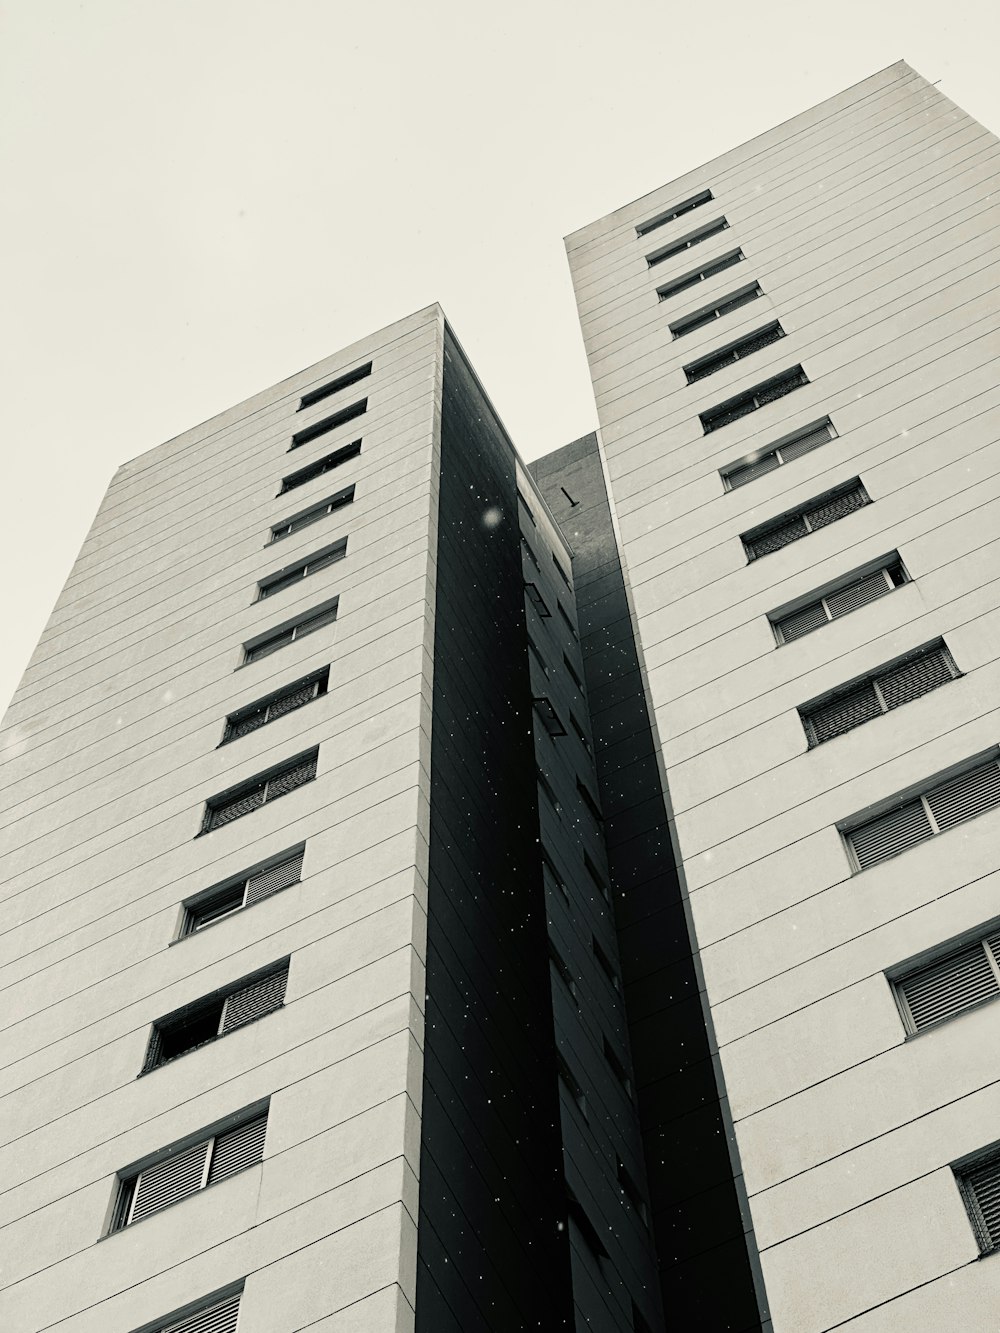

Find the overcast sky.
xmin=1 ymin=0 xmax=998 ymax=716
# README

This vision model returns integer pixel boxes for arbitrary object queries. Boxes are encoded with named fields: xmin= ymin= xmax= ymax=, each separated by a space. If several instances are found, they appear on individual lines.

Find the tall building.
xmin=1 ymin=60 xmax=997 ymax=1333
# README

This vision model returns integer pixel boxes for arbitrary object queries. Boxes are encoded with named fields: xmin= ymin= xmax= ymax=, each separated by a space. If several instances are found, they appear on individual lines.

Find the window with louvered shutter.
xmin=670 ymin=284 xmax=762 ymax=337
xmin=202 ymin=750 xmax=318 ymax=833
xmin=657 ymin=249 xmax=744 ymax=301
xmin=894 ymin=938 xmax=1000 ymax=1034
xmin=771 ymin=559 xmax=907 ymax=644
xmin=743 ymin=480 xmax=868 ymax=560
xmin=957 ymin=1149 xmax=1000 ymax=1255
xmin=220 ymin=968 xmax=288 ymax=1032
xmin=115 ymin=1110 xmax=267 ymax=1232
xmin=722 ymin=418 xmax=836 ymax=491
xmin=684 ymin=322 xmax=784 ymax=383
xmin=279 ymin=440 xmax=361 ymax=494
xmin=636 ymin=189 xmax=713 ymax=236
xmin=185 ymin=849 xmax=305 ymax=934
xmin=700 ymin=366 xmax=808 ymax=433
xmin=844 ymin=756 xmax=1000 ymax=871
xmin=138 ymin=1290 xmax=244 ymax=1333
xmin=206 ymin=1113 xmax=268 ymax=1184
xmin=223 ymin=670 xmax=327 ymax=744
xmin=801 ymin=642 xmax=958 ymax=746
xmin=647 ymin=217 xmax=729 ymax=266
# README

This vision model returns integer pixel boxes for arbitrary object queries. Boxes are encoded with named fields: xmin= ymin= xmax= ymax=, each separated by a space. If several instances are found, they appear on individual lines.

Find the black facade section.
xmin=416 ymin=330 xmax=574 ymax=1331
xmin=531 ymin=434 xmax=766 ymax=1332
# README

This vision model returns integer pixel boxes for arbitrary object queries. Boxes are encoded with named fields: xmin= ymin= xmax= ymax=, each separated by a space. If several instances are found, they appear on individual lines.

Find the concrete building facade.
xmin=2 ymin=59 xmax=998 ymax=1333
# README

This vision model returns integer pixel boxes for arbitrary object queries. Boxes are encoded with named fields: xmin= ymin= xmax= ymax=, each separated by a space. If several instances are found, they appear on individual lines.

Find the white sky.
xmin=1 ymin=0 xmax=998 ymax=716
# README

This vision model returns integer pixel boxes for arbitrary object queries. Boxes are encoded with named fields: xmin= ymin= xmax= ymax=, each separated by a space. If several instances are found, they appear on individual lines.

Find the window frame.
xmin=199 ymin=748 xmax=319 ymax=835
xmin=769 ymin=553 xmax=907 ymax=645
xmin=297 ymin=361 xmax=372 ymax=411
xmin=269 ymin=484 xmax=355 ymax=543
xmin=179 ymin=845 xmax=306 ymax=937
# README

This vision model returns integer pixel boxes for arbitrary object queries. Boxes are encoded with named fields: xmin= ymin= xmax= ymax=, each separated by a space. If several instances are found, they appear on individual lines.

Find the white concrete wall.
xmin=0 ymin=305 xmax=445 ymax=1333
xmin=568 ymin=63 xmax=1000 ymax=1330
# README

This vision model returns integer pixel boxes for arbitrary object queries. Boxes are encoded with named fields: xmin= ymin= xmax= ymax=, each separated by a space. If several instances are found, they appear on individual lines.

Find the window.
xmin=563 ymin=653 xmax=584 ymax=692
xmin=552 ymin=553 xmax=571 ymax=587
xmin=242 ymin=599 xmax=339 ymax=664
xmin=112 ymin=1107 xmax=267 ymax=1230
xmin=290 ymin=399 xmax=367 ymax=450
xmin=570 ymin=712 xmax=592 ymax=755
xmin=521 ymin=533 xmax=539 ymax=567
xmin=516 ymin=487 xmax=537 ymax=525
xmin=142 ymin=962 xmax=289 ymax=1071
xmin=201 ymin=749 xmax=318 ymax=833
xmin=538 ymin=770 xmax=561 ymax=815
xmin=549 ymin=939 xmax=578 ymax=1002
xmin=636 ymin=189 xmax=713 ymax=236
xmin=298 ymin=361 xmax=372 ymax=411
xmin=131 ymin=1288 xmax=244 ymax=1333
xmin=646 ymin=217 xmax=729 ymax=267
xmin=771 ymin=556 xmax=908 ymax=644
xmin=617 ymin=1158 xmax=648 ymax=1224
xmin=700 ymin=366 xmax=808 ymax=433
xmin=525 ymin=583 xmax=551 ymax=617
xmin=603 ymin=1035 xmax=632 ymax=1096
xmin=566 ymin=1189 xmax=609 ymax=1259
xmin=182 ymin=847 xmax=305 ymax=934
xmin=257 ymin=538 xmax=347 ymax=600
xmin=956 ymin=1145 xmax=1000 ymax=1256
xmin=541 ymin=846 xmax=569 ymax=900
xmin=657 ymin=248 xmax=744 ymax=302
xmin=223 ymin=670 xmax=327 ymax=743
xmin=843 ymin=753 xmax=1000 ymax=872
xmin=533 ymin=696 xmax=567 ymax=737
xmin=684 ymin=322 xmax=785 ymax=383
xmin=279 ymin=441 xmax=361 ymax=494
xmin=526 ymin=632 xmax=549 ymax=676
xmin=577 ymin=778 xmax=603 ymax=822
xmin=670 ymin=283 xmax=763 ymax=338
xmin=557 ymin=601 xmax=578 ymax=637
xmin=722 ymin=418 xmax=836 ymax=491
xmin=800 ymin=642 xmax=959 ymax=747
xmin=584 ymin=851 xmax=610 ymax=901
xmin=742 ymin=480 xmax=869 ymax=561
xmin=892 ymin=923 xmax=1000 ymax=1035
xmin=270 ymin=485 xmax=354 ymax=542
xmin=592 ymin=935 xmax=620 ymax=990
xmin=557 ymin=1055 xmax=588 ymax=1117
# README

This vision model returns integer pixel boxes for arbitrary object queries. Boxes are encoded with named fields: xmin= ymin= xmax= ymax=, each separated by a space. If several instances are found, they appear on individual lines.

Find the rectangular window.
xmin=843 ymin=753 xmax=1000 ymax=872
xmin=131 ymin=1288 xmax=244 ymax=1333
xmin=700 ymin=366 xmax=808 ymax=434
xmin=567 ymin=1189 xmax=609 ymax=1259
xmin=526 ymin=632 xmax=548 ymax=676
xmin=270 ymin=485 xmax=355 ymax=542
xmin=201 ymin=749 xmax=318 ymax=833
xmin=257 ymin=538 xmax=347 ymax=600
xmin=112 ymin=1107 xmax=267 ymax=1230
xmin=142 ymin=962 xmax=289 ymax=1071
xmin=243 ymin=598 xmax=339 ymax=664
xmin=584 ymin=851 xmax=610 ymax=901
xmin=298 ymin=361 xmax=372 ymax=411
xmin=279 ymin=441 xmax=361 ymax=495
xmin=552 ymin=553 xmax=571 ymax=587
xmin=541 ymin=845 xmax=569 ymax=900
xmin=538 ymin=770 xmax=561 ymax=816
xmin=525 ymin=583 xmax=551 ymax=617
xmin=592 ymin=935 xmax=620 ymax=990
xmin=557 ymin=601 xmax=578 ymax=637
xmin=223 ymin=670 xmax=328 ymax=744
xmin=670 ymin=283 xmax=763 ymax=338
xmin=683 ymin=322 xmax=785 ymax=383
xmin=182 ymin=847 xmax=305 ymax=935
xmin=657 ymin=248 xmax=744 ymax=302
xmin=617 ymin=1158 xmax=648 ymax=1223
xmin=533 ymin=696 xmax=567 ymax=737
xmin=771 ymin=556 xmax=908 ymax=645
xmin=636 ymin=189 xmax=713 ymax=236
xmin=563 ymin=653 xmax=584 ymax=692
xmin=570 ymin=712 xmax=592 ymax=755
xmin=557 ymin=1055 xmax=588 ymax=1118
xmin=516 ymin=487 xmax=537 ymax=525
xmin=577 ymin=778 xmax=603 ymax=822
xmin=549 ymin=939 xmax=578 ymax=1003
xmin=722 ymin=417 xmax=836 ymax=491
xmin=892 ymin=922 xmax=1000 ymax=1035
xmin=742 ymin=479 xmax=870 ymax=561
xmin=956 ymin=1146 xmax=1000 ymax=1256
xmin=800 ymin=642 xmax=959 ymax=747
xmin=290 ymin=399 xmax=367 ymax=450
xmin=646 ymin=217 xmax=729 ymax=267
xmin=603 ymin=1035 xmax=632 ymax=1096
xmin=521 ymin=533 xmax=539 ymax=567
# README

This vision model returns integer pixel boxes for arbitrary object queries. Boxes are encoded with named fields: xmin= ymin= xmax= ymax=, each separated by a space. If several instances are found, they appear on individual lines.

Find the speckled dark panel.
xmin=531 ymin=433 xmax=765 ymax=1333
xmin=415 ymin=331 xmax=574 ymax=1332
